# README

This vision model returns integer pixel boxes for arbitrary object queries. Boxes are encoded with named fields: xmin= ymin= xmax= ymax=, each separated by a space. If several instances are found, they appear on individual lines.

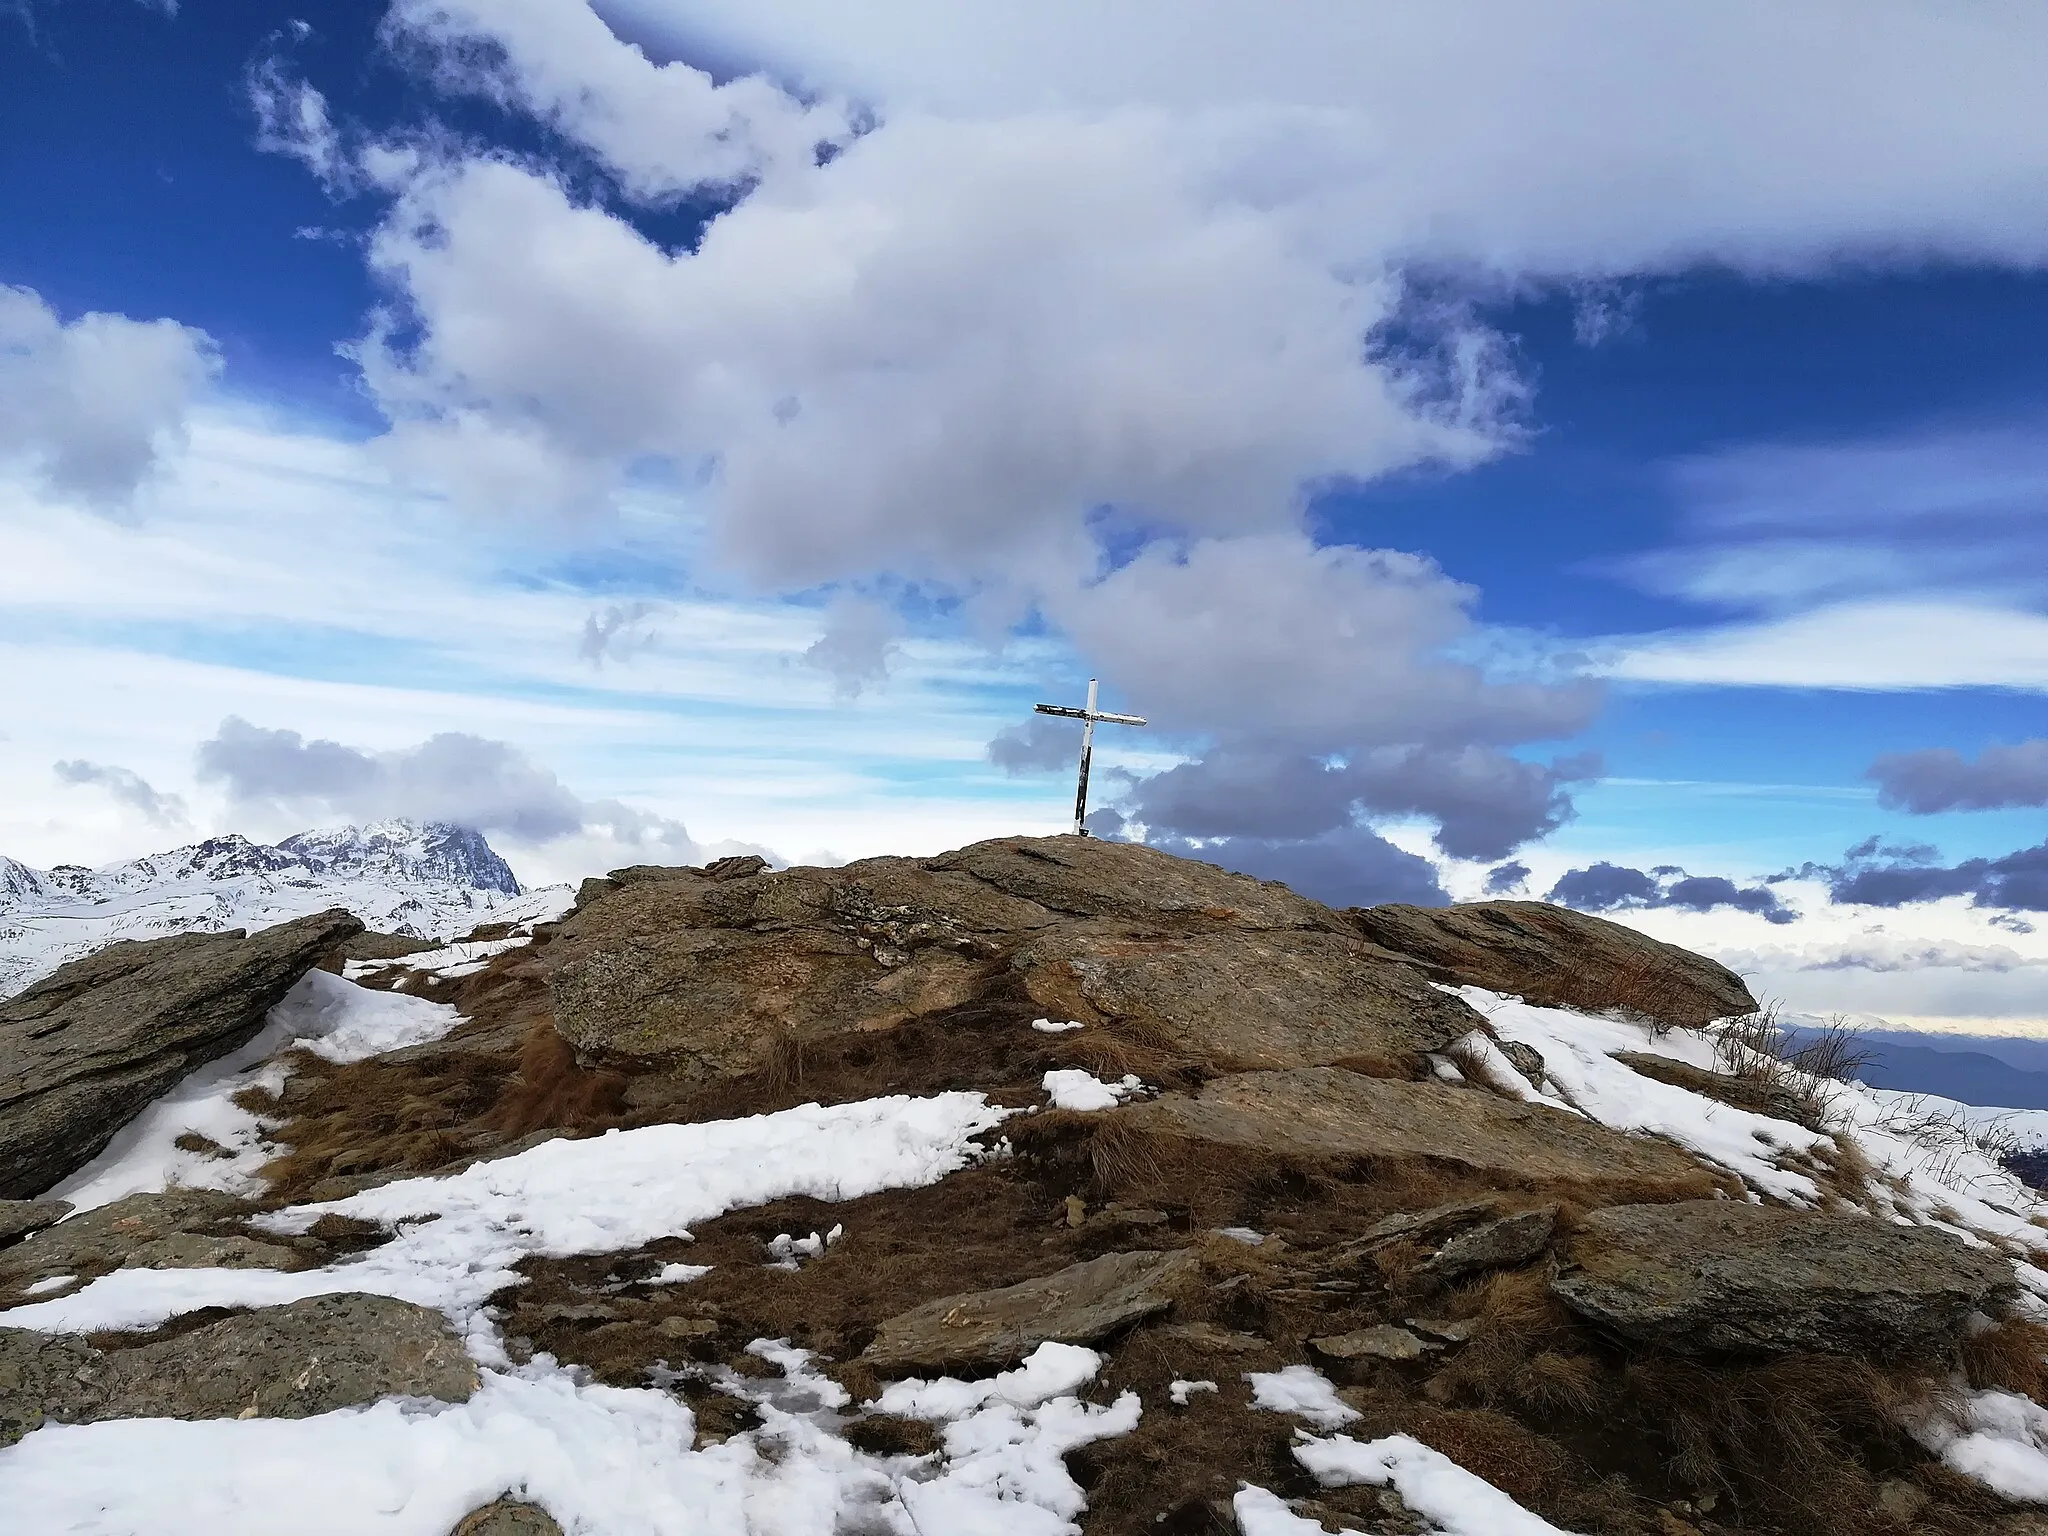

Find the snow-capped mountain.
xmin=0 ymin=820 xmax=571 ymax=997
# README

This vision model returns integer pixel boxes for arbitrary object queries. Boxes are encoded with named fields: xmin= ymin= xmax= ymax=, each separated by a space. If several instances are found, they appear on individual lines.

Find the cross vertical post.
xmin=1034 ymin=679 xmax=1145 ymax=836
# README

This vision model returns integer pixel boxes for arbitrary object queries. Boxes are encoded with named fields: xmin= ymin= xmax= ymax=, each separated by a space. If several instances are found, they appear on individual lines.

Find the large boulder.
xmin=0 ymin=1200 xmax=70 ymax=1251
xmin=0 ymin=1293 xmax=476 ymax=1445
xmin=0 ymin=908 xmax=363 ymax=1198
xmin=1109 ymin=1069 xmax=1721 ymax=1199
xmin=1346 ymin=899 xmax=1757 ymax=1027
xmin=546 ymin=835 xmax=1471 ymax=1077
xmin=1551 ymin=1201 xmax=2017 ymax=1359
xmin=861 ymin=1247 xmax=1200 ymax=1372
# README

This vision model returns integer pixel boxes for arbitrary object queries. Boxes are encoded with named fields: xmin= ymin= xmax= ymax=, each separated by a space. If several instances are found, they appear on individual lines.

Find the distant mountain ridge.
xmin=0 ymin=820 xmax=567 ymax=998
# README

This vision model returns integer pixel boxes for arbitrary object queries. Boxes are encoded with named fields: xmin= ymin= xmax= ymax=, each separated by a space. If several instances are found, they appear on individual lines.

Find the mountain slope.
xmin=0 ymin=820 xmax=568 ymax=998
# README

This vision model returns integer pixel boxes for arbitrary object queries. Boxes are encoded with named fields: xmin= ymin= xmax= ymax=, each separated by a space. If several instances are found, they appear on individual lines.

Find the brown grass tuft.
xmin=487 ymin=1021 xmax=629 ymax=1139
xmin=1962 ymin=1316 xmax=2048 ymax=1400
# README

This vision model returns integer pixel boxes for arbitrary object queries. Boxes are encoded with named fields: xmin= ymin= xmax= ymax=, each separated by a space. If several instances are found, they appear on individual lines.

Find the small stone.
xmin=1405 ymin=1317 xmax=1478 ymax=1343
xmin=1875 ymin=1481 xmax=1927 ymax=1523
xmin=1309 ymin=1325 xmax=1432 ymax=1362
xmin=1498 ymin=1040 xmax=1546 ymax=1086
xmin=1064 ymin=1195 xmax=1087 ymax=1228
xmin=1155 ymin=1322 xmax=1267 ymax=1353
xmin=657 ymin=1316 xmax=718 ymax=1340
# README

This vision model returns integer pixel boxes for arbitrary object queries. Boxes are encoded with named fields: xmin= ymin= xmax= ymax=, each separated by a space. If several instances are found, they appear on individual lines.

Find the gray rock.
xmin=1405 ymin=1317 xmax=1478 ymax=1343
xmin=0 ymin=908 xmax=363 ymax=1198
xmin=861 ymin=1248 xmax=1200 ymax=1371
xmin=1551 ymin=1201 xmax=2018 ymax=1359
xmin=1347 ymin=900 xmax=1756 ymax=1028
xmin=1423 ymin=1205 xmax=1558 ymax=1280
xmin=1112 ymin=1070 xmax=1720 ymax=1199
xmin=453 ymin=1501 xmax=564 ymax=1536
xmin=0 ymin=1293 xmax=476 ymax=1444
xmin=1012 ymin=924 xmax=1480 ymax=1070
xmin=1310 ymin=1325 xmax=1432 ymax=1362
xmin=0 ymin=1199 xmax=70 ymax=1250
xmin=0 ymin=1190 xmax=305 ymax=1299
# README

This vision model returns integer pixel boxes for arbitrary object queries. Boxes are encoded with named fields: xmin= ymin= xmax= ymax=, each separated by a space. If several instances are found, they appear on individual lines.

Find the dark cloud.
xmin=194 ymin=717 xmax=697 ymax=856
xmin=988 ymin=714 xmax=1080 ymax=775
xmin=53 ymin=759 xmax=188 ymax=827
xmin=1115 ymin=743 xmax=1597 ymax=862
xmin=1149 ymin=825 xmax=1448 ymax=910
xmin=1548 ymin=861 xmax=1796 ymax=924
xmin=1821 ymin=837 xmax=2048 ymax=913
xmin=1483 ymin=860 xmax=1531 ymax=896
xmin=1868 ymin=739 xmax=2048 ymax=814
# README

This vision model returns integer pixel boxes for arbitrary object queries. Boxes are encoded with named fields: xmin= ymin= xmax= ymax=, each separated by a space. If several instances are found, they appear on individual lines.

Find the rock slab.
xmin=0 ymin=1292 xmax=475 ymax=1445
xmin=1348 ymin=900 xmax=1756 ymax=1027
xmin=0 ymin=1190 xmax=310 ymax=1298
xmin=0 ymin=1199 xmax=71 ymax=1251
xmin=1113 ymin=1069 xmax=1719 ymax=1197
xmin=0 ymin=908 xmax=363 ymax=1198
xmin=861 ymin=1247 xmax=1199 ymax=1371
xmin=1551 ymin=1201 xmax=2017 ymax=1359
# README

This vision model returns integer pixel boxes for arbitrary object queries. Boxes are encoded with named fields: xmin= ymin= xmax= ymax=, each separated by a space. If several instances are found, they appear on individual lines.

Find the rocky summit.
xmin=3 ymin=832 xmax=2048 ymax=1536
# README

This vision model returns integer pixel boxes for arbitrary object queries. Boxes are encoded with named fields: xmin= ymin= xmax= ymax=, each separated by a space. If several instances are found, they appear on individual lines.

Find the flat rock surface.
xmin=1552 ymin=1200 xmax=2018 ymax=1358
xmin=1348 ymin=900 xmax=1757 ymax=1028
xmin=1013 ymin=924 xmax=1480 ymax=1068
xmin=861 ymin=1247 xmax=1200 ymax=1371
xmin=0 ymin=1199 xmax=71 ymax=1250
xmin=1114 ymin=1069 xmax=1720 ymax=1197
xmin=453 ymin=1501 xmax=565 ymax=1536
xmin=1310 ymin=1324 xmax=1431 ymax=1362
xmin=0 ymin=1293 xmax=475 ymax=1444
xmin=0 ymin=1190 xmax=307 ymax=1300
xmin=0 ymin=908 xmax=362 ymax=1198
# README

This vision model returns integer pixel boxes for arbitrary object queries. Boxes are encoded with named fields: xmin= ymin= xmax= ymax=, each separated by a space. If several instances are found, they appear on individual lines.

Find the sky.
xmin=2 ymin=0 xmax=2046 ymax=1032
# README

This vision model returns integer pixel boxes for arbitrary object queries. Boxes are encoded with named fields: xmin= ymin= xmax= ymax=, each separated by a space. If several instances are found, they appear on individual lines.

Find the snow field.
xmin=49 ymin=970 xmax=464 ymax=1214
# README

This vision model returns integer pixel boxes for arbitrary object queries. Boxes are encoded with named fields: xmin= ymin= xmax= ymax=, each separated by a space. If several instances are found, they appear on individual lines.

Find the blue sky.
xmin=4 ymin=0 xmax=2047 ymax=1030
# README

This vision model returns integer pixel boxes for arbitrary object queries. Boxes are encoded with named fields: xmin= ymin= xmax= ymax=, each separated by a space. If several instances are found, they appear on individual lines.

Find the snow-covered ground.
xmin=13 ymin=966 xmax=2048 ymax=1529
xmin=0 ymin=820 xmax=573 ymax=997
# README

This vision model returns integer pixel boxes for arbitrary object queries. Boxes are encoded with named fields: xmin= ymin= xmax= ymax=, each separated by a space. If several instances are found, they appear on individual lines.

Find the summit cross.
xmin=1034 ymin=679 xmax=1146 ymax=836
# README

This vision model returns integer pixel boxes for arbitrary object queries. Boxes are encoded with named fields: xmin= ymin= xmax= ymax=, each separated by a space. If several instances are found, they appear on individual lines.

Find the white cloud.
xmin=1600 ymin=602 xmax=2048 ymax=692
xmin=614 ymin=0 xmax=2048 ymax=275
xmin=0 ymin=286 xmax=217 ymax=507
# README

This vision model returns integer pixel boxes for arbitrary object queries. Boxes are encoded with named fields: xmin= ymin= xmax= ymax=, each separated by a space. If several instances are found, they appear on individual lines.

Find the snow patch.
xmin=1296 ymin=1432 xmax=1584 ymax=1533
xmin=1168 ymin=1379 xmax=1217 ymax=1406
xmin=1031 ymin=1018 xmax=1085 ymax=1034
xmin=1041 ymin=1069 xmax=1144 ymax=1111
xmin=1245 ymin=1365 xmax=1359 ymax=1431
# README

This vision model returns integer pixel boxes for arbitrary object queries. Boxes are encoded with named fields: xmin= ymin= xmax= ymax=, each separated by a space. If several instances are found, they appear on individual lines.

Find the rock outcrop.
xmin=547 ymin=835 xmax=1481 ymax=1079
xmin=1347 ymin=899 xmax=1757 ymax=1027
xmin=861 ymin=1247 xmax=1201 ymax=1371
xmin=1551 ymin=1201 xmax=2017 ymax=1358
xmin=1109 ymin=1068 xmax=1722 ymax=1199
xmin=0 ymin=1293 xmax=475 ymax=1446
xmin=0 ymin=908 xmax=362 ymax=1198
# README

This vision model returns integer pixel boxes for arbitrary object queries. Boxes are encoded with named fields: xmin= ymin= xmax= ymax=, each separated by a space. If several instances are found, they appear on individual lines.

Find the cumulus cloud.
xmin=987 ymin=715 xmax=1084 ymax=776
xmin=52 ymin=760 xmax=188 ymax=827
xmin=1548 ymin=861 xmax=1796 ymax=924
xmin=193 ymin=715 xmax=699 ymax=859
xmin=0 ymin=286 xmax=217 ymax=506
xmin=1868 ymin=739 xmax=2048 ymax=814
xmin=802 ymin=596 xmax=901 ymax=696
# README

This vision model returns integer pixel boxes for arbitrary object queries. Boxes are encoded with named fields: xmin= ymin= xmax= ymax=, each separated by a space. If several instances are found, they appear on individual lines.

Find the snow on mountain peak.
xmin=0 ymin=821 xmax=566 ymax=998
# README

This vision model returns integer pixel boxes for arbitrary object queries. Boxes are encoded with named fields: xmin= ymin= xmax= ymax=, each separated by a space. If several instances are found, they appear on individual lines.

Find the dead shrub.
xmin=1595 ymin=952 xmax=1720 ymax=1035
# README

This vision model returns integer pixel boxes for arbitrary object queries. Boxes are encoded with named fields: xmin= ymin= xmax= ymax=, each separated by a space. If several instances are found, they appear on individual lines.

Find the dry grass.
xmin=1591 ymin=951 xmax=1729 ymax=1034
xmin=1962 ymin=1316 xmax=2048 ymax=1399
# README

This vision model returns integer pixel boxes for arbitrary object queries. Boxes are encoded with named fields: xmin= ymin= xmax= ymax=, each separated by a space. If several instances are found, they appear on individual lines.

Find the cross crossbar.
xmin=1032 ymin=678 xmax=1146 ymax=835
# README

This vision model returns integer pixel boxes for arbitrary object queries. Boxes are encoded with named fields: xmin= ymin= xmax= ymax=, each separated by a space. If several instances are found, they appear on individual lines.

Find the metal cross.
xmin=1034 ymin=679 xmax=1146 ymax=836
